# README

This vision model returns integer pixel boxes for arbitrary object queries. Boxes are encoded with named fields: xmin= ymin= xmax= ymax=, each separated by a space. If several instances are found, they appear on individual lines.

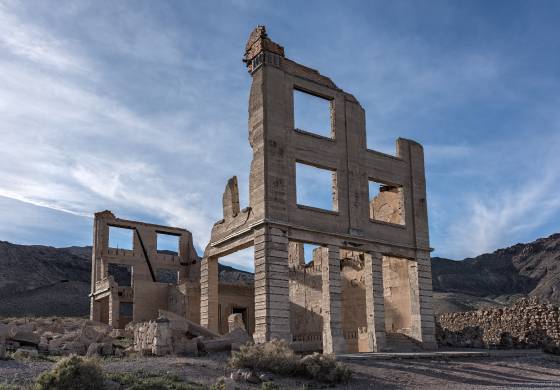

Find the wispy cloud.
xmin=0 ymin=1 xmax=559 ymax=265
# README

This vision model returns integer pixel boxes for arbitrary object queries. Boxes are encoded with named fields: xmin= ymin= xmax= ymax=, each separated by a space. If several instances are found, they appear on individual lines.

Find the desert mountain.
xmin=0 ymin=233 xmax=558 ymax=316
xmin=431 ymin=233 xmax=560 ymax=313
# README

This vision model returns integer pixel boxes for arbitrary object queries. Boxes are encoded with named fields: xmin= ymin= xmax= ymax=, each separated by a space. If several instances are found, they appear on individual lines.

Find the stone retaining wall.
xmin=437 ymin=298 xmax=560 ymax=348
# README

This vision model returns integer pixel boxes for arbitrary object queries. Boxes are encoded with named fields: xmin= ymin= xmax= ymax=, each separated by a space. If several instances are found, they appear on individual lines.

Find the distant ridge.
xmin=431 ymin=233 xmax=560 ymax=312
xmin=0 ymin=233 xmax=559 ymax=316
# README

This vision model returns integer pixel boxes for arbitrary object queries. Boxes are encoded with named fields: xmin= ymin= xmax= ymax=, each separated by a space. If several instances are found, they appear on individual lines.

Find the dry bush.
xmin=300 ymin=353 xmax=351 ymax=383
xmin=34 ymin=356 xmax=105 ymax=390
xmin=229 ymin=340 xmax=351 ymax=383
xmin=229 ymin=340 xmax=302 ymax=376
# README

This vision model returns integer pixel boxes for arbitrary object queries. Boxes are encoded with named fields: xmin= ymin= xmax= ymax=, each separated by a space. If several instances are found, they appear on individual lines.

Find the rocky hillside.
xmin=431 ymin=233 xmax=560 ymax=313
xmin=0 ymin=233 xmax=559 ymax=317
xmin=0 ymin=241 xmax=252 ymax=317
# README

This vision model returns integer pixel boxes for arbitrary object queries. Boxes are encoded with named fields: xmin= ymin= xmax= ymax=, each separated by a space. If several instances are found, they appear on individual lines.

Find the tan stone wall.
xmin=218 ymin=283 xmax=255 ymax=336
xmin=382 ymin=256 xmax=413 ymax=334
xmin=288 ymin=246 xmax=368 ymax=352
xmin=340 ymin=255 xmax=367 ymax=352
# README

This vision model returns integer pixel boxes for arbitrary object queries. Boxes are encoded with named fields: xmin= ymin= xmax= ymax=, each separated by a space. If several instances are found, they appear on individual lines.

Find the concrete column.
xmin=109 ymin=293 xmax=119 ymax=328
xmin=414 ymin=250 xmax=437 ymax=349
xmin=253 ymin=226 xmax=290 ymax=343
xmin=321 ymin=245 xmax=346 ymax=354
xmin=364 ymin=252 xmax=386 ymax=352
xmin=200 ymin=256 xmax=219 ymax=333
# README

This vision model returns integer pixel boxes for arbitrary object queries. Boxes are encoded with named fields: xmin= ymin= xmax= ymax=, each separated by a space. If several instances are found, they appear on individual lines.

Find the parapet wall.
xmin=437 ymin=298 xmax=560 ymax=348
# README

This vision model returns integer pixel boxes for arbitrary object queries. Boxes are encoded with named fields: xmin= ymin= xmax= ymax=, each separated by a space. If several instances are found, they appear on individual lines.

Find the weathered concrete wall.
xmin=201 ymin=26 xmax=436 ymax=352
xmin=370 ymin=186 xmax=405 ymax=225
xmin=383 ymin=256 xmax=413 ymax=334
xmin=437 ymin=298 xmax=560 ymax=348
xmin=288 ymin=246 xmax=368 ymax=352
xmin=218 ymin=283 xmax=255 ymax=336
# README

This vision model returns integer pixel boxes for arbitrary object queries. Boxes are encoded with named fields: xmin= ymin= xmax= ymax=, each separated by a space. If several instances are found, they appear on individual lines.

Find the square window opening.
xmin=293 ymin=89 xmax=333 ymax=138
xmin=369 ymin=180 xmax=405 ymax=225
xmin=296 ymin=162 xmax=338 ymax=212
xmin=119 ymin=302 xmax=133 ymax=317
xmin=108 ymin=226 xmax=133 ymax=250
xmin=303 ymin=243 xmax=322 ymax=265
xmin=155 ymin=268 xmax=179 ymax=284
xmin=157 ymin=233 xmax=180 ymax=255
xmin=108 ymin=264 xmax=132 ymax=286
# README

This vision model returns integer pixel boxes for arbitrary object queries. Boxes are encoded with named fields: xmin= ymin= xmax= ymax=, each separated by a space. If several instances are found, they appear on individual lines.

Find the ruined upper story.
xmin=208 ymin=26 xmax=429 ymax=256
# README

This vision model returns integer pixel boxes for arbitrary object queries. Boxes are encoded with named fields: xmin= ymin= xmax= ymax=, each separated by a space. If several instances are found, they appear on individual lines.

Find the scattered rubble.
xmin=437 ymin=297 xmax=560 ymax=348
xmin=0 ymin=317 xmax=131 ymax=358
xmin=133 ymin=310 xmax=252 ymax=356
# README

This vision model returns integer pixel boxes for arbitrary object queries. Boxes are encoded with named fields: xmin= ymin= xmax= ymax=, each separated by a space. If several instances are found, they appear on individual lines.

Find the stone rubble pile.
xmin=0 ymin=317 xmax=132 ymax=358
xmin=437 ymin=297 xmax=560 ymax=348
xmin=133 ymin=311 xmax=252 ymax=356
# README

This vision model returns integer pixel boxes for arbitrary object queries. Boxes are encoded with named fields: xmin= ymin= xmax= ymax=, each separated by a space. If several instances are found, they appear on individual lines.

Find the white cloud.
xmin=439 ymin=136 xmax=560 ymax=258
xmin=0 ymin=2 xmax=87 ymax=72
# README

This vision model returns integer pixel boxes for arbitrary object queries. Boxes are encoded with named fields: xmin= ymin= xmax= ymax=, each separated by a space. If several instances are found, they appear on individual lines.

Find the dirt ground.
xmin=1 ymin=351 xmax=559 ymax=389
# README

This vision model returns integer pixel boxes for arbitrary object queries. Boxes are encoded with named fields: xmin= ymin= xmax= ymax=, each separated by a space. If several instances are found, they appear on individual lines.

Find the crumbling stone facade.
xmin=201 ymin=26 xmax=436 ymax=353
xmin=90 ymin=211 xmax=254 ymax=334
xmin=437 ymin=298 xmax=560 ymax=348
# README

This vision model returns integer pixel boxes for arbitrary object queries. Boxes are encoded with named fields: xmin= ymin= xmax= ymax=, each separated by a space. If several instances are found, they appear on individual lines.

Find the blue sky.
xmin=1 ymin=0 xmax=560 ymax=271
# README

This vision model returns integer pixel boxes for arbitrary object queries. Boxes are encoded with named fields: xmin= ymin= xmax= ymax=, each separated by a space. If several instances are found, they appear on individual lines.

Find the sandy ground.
xmin=1 ymin=351 xmax=559 ymax=389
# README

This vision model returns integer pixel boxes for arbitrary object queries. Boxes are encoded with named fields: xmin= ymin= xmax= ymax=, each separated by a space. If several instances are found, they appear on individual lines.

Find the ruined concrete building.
xmin=91 ymin=26 xmax=436 ymax=353
xmin=90 ymin=211 xmax=254 ymax=334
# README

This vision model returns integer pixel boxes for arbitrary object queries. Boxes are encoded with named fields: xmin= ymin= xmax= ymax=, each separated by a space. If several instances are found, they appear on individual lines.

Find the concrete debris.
xmin=0 ymin=317 xmax=131 ymax=358
xmin=13 ymin=347 xmax=39 ymax=360
xmin=231 ymin=369 xmax=261 ymax=384
xmin=86 ymin=342 xmax=113 ymax=357
xmin=133 ymin=311 xmax=252 ymax=356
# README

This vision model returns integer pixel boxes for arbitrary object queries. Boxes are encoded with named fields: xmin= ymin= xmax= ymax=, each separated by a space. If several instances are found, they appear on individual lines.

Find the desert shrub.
xmin=300 ymin=353 xmax=351 ymax=383
xmin=259 ymin=382 xmax=280 ymax=390
xmin=229 ymin=340 xmax=301 ymax=375
xmin=209 ymin=378 xmax=226 ymax=390
xmin=107 ymin=370 xmax=203 ymax=390
xmin=544 ymin=342 xmax=560 ymax=355
xmin=0 ymin=384 xmax=21 ymax=390
xmin=229 ymin=340 xmax=351 ymax=383
xmin=34 ymin=356 xmax=105 ymax=390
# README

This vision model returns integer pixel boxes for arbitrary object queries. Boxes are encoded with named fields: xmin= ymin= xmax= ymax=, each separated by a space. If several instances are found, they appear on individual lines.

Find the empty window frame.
xmin=296 ymin=162 xmax=338 ymax=212
xmin=119 ymin=302 xmax=133 ymax=317
xmin=108 ymin=264 xmax=132 ymax=286
xmin=218 ymin=246 xmax=255 ymax=273
xmin=156 ymin=232 xmax=180 ymax=255
xmin=368 ymin=180 xmax=405 ymax=225
xmin=155 ymin=268 xmax=179 ymax=284
xmin=293 ymin=89 xmax=333 ymax=138
xmin=303 ymin=243 xmax=322 ymax=265
xmin=108 ymin=226 xmax=133 ymax=250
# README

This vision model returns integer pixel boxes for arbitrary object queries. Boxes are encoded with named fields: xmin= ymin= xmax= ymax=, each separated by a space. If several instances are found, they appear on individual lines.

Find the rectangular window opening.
xmin=303 ymin=243 xmax=322 ymax=265
xmin=218 ymin=246 xmax=255 ymax=274
xmin=157 ymin=232 xmax=180 ymax=255
xmin=293 ymin=89 xmax=333 ymax=138
xmin=108 ymin=226 xmax=133 ymax=250
xmin=119 ymin=302 xmax=133 ymax=317
xmin=296 ymin=162 xmax=338 ymax=212
xmin=369 ymin=180 xmax=405 ymax=225
xmin=108 ymin=263 xmax=132 ymax=286
xmin=155 ymin=268 xmax=179 ymax=284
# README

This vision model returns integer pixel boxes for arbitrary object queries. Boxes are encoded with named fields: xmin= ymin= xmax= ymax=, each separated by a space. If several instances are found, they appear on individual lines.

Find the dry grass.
xmin=229 ymin=340 xmax=351 ymax=383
